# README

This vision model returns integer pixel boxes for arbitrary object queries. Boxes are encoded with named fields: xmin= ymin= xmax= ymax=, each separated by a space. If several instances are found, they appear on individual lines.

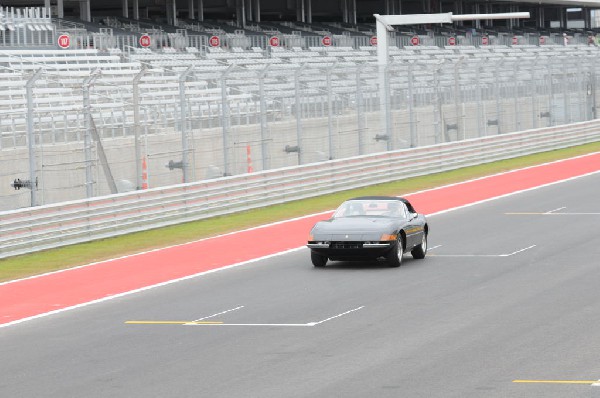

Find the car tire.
xmin=411 ymin=233 xmax=427 ymax=259
xmin=387 ymin=238 xmax=403 ymax=267
xmin=311 ymin=252 xmax=328 ymax=267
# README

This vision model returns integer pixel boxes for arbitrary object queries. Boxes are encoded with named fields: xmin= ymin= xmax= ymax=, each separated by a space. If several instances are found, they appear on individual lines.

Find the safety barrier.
xmin=1 ymin=120 xmax=599 ymax=259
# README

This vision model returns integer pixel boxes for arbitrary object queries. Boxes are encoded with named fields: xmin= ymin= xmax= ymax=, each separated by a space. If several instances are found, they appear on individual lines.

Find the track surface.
xmin=1 ymin=153 xmax=600 ymax=397
xmin=2 ymin=153 xmax=600 ymax=328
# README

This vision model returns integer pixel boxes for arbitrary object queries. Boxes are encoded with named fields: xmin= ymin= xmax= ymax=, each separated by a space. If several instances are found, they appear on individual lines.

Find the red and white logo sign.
xmin=539 ymin=36 xmax=546 ymax=45
xmin=209 ymin=35 xmax=220 ymax=47
xmin=57 ymin=34 xmax=70 ymax=49
xmin=448 ymin=36 xmax=456 ymax=46
xmin=410 ymin=35 xmax=420 ymax=46
xmin=370 ymin=36 xmax=377 ymax=46
xmin=481 ymin=36 xmax=489 ymax=45
xmin=139 ymin=34 xmax=151 ymax=48
xmin=512 ymin=36 xmax=518 ymax=45
xmin=321 ymin=36 xmax=332 ymax=46
xmin=269 ymin=36 xmax=280 ymax=47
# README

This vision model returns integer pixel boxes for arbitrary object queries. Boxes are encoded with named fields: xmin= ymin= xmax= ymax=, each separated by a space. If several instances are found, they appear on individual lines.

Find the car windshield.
xmin=333 ymin=200 xmax=408 ymax=219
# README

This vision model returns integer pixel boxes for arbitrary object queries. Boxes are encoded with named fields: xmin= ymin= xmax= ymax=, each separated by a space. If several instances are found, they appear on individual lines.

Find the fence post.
xmin=258 ymin=65 xmax=270 ymax=170
xmin=221 ymin=65 xmax=235 ymax=175
xmin=514 ymin=62 xmax=521 ymax=131
xmin=133 ymin=66 xmax=147 ymax=190
xmin=531 ymin=56 xmax=538 ymax=129
xmin=179 ymin=65 xmax=194 ymax=182
xmin=495 ymin=59 xmax=503 ymax=134
xmin=433 ymin=64 xmax=443 ymax=144
xmin=294 ymin=64 xmax=306 ymax=165
xmin=563 ymin=59 xmax=570 ymax=124
xmin=407 ymin=63 xmax=416 ymax=147
xmin=547 ymin=62 xmax=554 ymax=126
xmin=454 ymin=57 xmax=465 ymax=141
xmin=326 ymin=62 xmax=336 ymax=159
xmin=356 ymin=63 xmax=365 ymax=155
xmin=82 ymin=69 xmax=101 ymax=198
xmin=26 ymin=68 xmax=43 ymax=207
xmin=590 ymin=57 xmax=598 ymax=120
xmin=476 ymin=60 xmax=483 ymax=137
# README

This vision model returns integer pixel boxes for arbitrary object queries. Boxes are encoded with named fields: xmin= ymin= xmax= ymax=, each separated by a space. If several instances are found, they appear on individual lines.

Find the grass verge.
xmin=1 ymin=142 xmax=599 ymax=283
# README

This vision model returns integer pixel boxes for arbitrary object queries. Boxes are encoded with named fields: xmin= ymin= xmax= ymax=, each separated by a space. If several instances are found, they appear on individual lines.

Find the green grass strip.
xmin=1 ymin=142 xmax=599 ymax=282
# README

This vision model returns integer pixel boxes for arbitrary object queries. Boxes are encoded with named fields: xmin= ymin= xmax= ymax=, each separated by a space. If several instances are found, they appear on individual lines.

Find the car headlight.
xmin=380 ymin=234 xmax=398 ymax=241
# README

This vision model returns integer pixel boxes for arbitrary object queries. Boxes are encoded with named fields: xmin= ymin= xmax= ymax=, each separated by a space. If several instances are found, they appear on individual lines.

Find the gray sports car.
xmin=307 ymin=196 xmax=428 ymax=267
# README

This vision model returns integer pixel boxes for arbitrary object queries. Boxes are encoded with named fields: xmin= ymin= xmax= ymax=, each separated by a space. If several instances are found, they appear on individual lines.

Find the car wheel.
xmin=387 ymin=238 xmax=403 ymax=267
xmin=311 ymin=252 xmax=328 ymax=267
xmin=411 ymin=233 xmax=427 ymax=259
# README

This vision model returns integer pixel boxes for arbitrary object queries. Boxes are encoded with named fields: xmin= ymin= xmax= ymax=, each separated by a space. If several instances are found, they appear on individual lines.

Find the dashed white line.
xmin=191 ymin=306 xmax=244 ymax=322
xmin=181 ymin=306 xmax=365 ymax=327
xmin=499 ymin=245 xmax=537 ymax=257
xmin=309 ymin=306 xmax=365 ymax=326
xmin=429 ymin=245 xmax=536 ymax=258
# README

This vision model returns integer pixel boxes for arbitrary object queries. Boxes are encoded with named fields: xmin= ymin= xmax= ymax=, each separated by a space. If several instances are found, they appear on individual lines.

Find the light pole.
xmin=373 ymin=12 xmax=530 ymax=147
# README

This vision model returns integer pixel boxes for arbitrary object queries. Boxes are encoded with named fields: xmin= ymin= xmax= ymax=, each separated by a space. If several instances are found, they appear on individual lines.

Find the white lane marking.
xmin=309 ymin=306 xmax=365 ymax=326
xmin=182 ymin=306 xmax=365 ymax=328
xmin=428 ymin=245 xmax=442 ymax=251
xmin=545 ymin=212 xmax=600 ymax=215
xmin=508 ymin=212 xmax=600 ymax=216
xmin=429 ymin=245 xmax=536 ymax=258
xmin=190 ymin=306 xmax=244 ymax=323
xmin=545 ymin=207 xmax=566 ymax=214
xmin=500 ymin=245 xmax=536 ymax=257
xmin=592 ymin=380 xmax=600 ymax=387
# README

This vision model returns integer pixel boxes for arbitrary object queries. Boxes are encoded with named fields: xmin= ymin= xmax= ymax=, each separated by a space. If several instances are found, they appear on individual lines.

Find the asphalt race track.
xmin=2 ymin=172 xmax=600 ymax=397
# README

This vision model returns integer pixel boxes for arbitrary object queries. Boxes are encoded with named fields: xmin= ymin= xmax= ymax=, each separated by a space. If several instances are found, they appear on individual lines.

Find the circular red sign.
xmin=209 ymin=35 xmax=221 ymax=47
xmin=410 ymin=36 xmax=420 ymax=46
xmin=481 ymin=36 xmax=489 ymax=45
xmin=539 ymin=36 xmax=546 ymax=45
xmin=448 ymin=36 xmax=456 ymax=46
xmin=269 ymin=36 xmax=280 ymax=47
xmin=512 ymin=36 xmax=518 ymax=45
xmin=370 ymin=36 xmax=377 ymax=46
xmin=57 ymin=34 xmax=70 ymax=49
xmin=139 ymin=34 xmax=151 ymax=48
xmin=321 ymin=36 xmax=332 ymax=46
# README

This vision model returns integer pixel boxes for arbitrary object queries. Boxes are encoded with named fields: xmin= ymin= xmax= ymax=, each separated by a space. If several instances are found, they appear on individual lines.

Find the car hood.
xmin=311 ymin=217 xmax=398 ymax=241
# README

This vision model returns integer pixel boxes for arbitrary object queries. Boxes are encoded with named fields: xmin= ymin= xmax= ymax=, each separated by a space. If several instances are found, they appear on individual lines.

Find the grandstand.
xmin=2 ymin=1 xmax=600 ymax=211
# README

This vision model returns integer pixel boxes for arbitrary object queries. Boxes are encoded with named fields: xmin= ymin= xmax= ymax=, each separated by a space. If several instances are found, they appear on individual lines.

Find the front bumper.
xmin=307 ymin=241 xmax=395 ymax=260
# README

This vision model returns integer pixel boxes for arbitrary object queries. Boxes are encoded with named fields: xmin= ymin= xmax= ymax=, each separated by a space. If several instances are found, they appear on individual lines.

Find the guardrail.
xmin=1 ymin=120 xmax=599 ymax=259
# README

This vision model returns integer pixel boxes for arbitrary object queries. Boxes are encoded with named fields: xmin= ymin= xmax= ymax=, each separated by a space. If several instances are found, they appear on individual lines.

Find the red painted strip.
xmin=1 ymin=152 xmax=599 ymax=326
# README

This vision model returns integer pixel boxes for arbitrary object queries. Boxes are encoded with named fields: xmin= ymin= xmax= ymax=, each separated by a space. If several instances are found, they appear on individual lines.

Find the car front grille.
xmin=331 ymin=241 xmax=363 ymax=249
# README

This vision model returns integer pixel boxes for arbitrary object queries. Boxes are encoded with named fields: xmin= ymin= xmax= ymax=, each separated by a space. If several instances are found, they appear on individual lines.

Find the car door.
xmin=404 ymin=207 xmax=423 ymax=250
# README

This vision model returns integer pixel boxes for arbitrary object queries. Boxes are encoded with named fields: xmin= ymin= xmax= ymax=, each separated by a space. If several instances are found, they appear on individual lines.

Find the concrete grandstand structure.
xmin=1 ymin=1 xmax=600 ymax=211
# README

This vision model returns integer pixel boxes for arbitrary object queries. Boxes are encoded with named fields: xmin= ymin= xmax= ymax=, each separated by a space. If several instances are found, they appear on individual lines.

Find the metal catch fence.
xmin=1 ymin=51 xmax=600 ymax=211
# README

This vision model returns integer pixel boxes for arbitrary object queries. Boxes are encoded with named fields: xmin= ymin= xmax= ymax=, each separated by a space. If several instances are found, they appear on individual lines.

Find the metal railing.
xmin=1 ymin=119 xmax=598 ymax=259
